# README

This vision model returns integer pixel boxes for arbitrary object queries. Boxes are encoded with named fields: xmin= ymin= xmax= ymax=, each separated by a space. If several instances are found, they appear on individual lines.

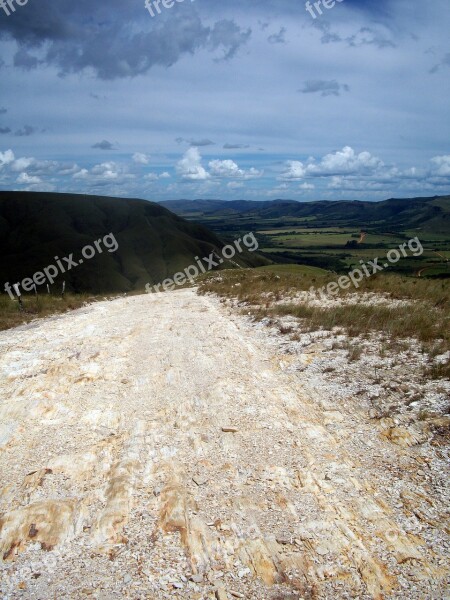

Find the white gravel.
xmin=0 ymin=288 xmax=448 ymax=599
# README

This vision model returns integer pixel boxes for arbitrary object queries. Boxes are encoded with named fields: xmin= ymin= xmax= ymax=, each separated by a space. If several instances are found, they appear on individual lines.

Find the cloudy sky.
xmin=0 ymin=0 xmax=449 ymax=201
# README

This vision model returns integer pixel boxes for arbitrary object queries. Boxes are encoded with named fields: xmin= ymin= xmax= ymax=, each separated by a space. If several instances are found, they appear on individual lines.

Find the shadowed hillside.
xmin=0 ymin=192 xmax=267 ymax=294
xmin=160 ymin=195 xmax=450 ymax=234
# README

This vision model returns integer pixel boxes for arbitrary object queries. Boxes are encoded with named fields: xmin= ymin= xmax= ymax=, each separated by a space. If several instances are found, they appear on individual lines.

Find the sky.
xmin=0 ymin=0 xmax=449 ymax=202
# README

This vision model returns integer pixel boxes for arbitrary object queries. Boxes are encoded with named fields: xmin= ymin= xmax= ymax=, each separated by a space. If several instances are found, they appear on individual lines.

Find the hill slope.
xmin=160 ymin=195 xmax=450 ymax=234
xmin=0 ymin=192 xmax=266 ymax=294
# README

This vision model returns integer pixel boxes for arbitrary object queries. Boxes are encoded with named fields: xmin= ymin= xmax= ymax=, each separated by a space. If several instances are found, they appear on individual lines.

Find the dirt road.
xmin=0 ymin=290 xmax=448 ymax=599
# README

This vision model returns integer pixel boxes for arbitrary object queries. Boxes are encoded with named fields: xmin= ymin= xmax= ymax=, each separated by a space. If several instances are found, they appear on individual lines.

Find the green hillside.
xmin=160 ymin=196 xmax=450 ymax=234
xmin=0 ymin=192 xmax=267 ymax=295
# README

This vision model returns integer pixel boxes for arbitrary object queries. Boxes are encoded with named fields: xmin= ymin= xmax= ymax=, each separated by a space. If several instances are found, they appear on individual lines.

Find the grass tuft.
xmin=0 ymin=293 xmax=103 ymax=332
xmin=198 ymin=265 xmax=449 ymax=380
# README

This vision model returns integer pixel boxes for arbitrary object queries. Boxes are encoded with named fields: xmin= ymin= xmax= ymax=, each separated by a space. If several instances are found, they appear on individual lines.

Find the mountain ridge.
xmin=159 ymin=195 xmax=450 ymax=234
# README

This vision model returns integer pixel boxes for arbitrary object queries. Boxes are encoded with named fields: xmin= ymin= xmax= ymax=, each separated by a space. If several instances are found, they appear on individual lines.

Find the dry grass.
xmin=0 ymin=293 xmax=105 ymax=332
xmin=199 ymin=266 xmax=449 ymax=308
xmin=424 ymin=361 xmax=450 ymax=381
xmin=267 ymin=302 xmax=445 ymax=344
xmin=198 ymin=266 xmax=450 ymax=379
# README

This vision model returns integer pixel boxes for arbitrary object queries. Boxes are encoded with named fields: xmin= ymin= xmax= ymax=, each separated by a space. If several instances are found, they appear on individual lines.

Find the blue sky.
xmin=0 ymin=0 xmax=449 ymax=201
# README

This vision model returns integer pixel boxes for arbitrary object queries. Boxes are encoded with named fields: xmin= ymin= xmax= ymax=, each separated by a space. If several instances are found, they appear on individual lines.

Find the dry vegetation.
xmin=198 ymin=266 xmax=450 ymax=380
xmin=0 ymin=293 xmax=104 ymax=332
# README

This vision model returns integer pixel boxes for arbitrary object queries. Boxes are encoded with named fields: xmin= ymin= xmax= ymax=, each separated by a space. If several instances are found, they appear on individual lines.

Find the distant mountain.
xmin=160 ymin=199 xmax=299 ymax=219
xmin=0 ymin=192 xmax=267 ymax=294
xmin=160 ymin=195 xmax=450 ymax=235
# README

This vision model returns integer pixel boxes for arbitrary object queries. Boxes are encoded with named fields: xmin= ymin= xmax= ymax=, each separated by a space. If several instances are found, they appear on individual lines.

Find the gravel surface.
xmin=0 ymin=289 xmax=449 ymax=599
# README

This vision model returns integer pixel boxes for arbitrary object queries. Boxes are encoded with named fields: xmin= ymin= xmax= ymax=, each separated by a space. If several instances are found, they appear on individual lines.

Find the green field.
xmin=257 ymin=228 xmax=450 ymax=275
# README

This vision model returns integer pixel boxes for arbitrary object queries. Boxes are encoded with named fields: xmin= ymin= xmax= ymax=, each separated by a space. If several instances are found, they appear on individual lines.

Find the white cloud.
xmin=430 ymin=155 xmax=450 ymax=176
xmin=144 ymin=171 xmax=171 ymax=181
xmin=175 ymin=150 xmax=261 ymax=183
xmin=132 ymin=152 xmax=150 ymax=165
xmin=280 ymin=160 xmax=306 ymax=180
xmin=16 ymin=172 xmax=42 ymax=184
xmin=1 ymin=142 xmax=447 ymax=201
xmin=6 ymin=154 xmax=75 ymax=177
xmin=307 ymin=146 xmax=384 ymax=176
xmin=91 ymin=162 xmax=120 ymax=179
xmin=281 ymin=147 xmax=384 ymax=181
xmin=73 ymin=162 xmax=134 ymax=185
xmin=56 ymin=163 xmax=80 ymax=175
xmin=176 ymin=147 xmax=210 ymax=181
xmin=278 ymin=146 xmax=450 ymax=195
xmin=11 ymin=156 xmax=35 ymax=172
xmin=209 ymin=159 xmax=239 ymax=177
xmin=209 ymin=159 xmax=263 ymax=179
xmin=73 ymin=168 xmax=89 ymax=180
xmin=328 ymin=176 xmax=392 ymax=192
xmin=0 ymin=149 xmax=15 ymax=168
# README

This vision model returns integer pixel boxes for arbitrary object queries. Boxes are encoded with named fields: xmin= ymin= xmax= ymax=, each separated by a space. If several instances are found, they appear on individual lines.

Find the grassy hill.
xmin=161 ymin=196 xmax=450 ymax=233
xmin=0 ymin=192 xmax=267 ymax=296
xmin=160 ymin=195 xmax=450 ymax=276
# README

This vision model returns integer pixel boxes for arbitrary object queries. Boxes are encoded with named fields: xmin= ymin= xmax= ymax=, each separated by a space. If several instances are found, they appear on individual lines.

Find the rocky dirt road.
xmin=0 ymin=289 xmax=448 ymax=599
